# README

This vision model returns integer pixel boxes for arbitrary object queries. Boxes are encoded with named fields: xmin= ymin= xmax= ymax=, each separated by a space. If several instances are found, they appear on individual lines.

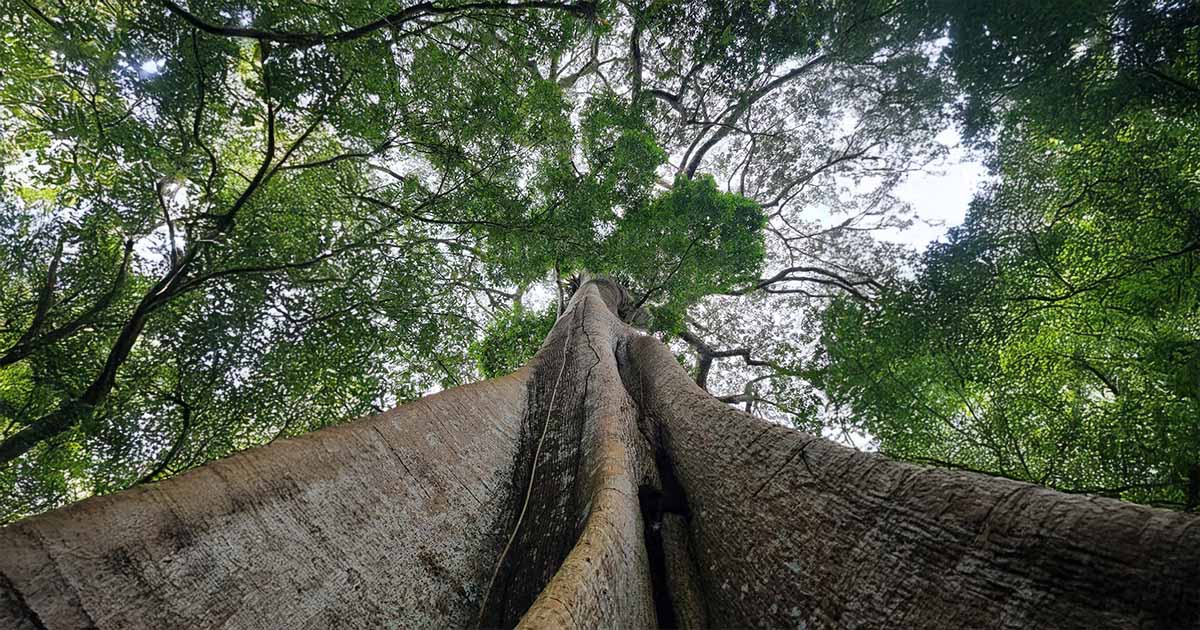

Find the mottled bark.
xmin=2 ymin=278 xmax=1198 ymax=629
xmin=0 ymin=372 xmax=528 ymax=629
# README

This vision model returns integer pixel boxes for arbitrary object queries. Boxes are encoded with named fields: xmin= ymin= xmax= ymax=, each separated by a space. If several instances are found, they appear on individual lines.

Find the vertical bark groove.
xmin=658 ymin=514 xmax=707 ymax=629
xmin=483 ymin=281 xmax=656 ymax=628
xmin=479 ymin=308 xmax=580 ymax=626
xmin=639 ymin=485 xmax=675 ymax=628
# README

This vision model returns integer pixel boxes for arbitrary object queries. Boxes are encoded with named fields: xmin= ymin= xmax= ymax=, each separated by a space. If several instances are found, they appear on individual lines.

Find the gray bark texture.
xmin=1 ymin=278 xmax=1198 ymax=629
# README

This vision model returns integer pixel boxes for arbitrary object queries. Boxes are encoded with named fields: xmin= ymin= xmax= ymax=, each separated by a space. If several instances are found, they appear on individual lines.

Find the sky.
xmin=885 ymin=127 xmax=988 ymax=251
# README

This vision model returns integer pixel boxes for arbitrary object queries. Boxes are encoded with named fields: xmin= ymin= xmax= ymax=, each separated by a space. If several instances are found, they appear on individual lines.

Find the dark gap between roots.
xmin=639 ymin=484 xmax=678 ymax=630
xmin=639 ymin=443 xmax=692 ymax=629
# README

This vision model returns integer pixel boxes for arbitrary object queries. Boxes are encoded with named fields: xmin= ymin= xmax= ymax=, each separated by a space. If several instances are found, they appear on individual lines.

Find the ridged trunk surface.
xmin=1 ymin=279 xmax=1198 ymax=629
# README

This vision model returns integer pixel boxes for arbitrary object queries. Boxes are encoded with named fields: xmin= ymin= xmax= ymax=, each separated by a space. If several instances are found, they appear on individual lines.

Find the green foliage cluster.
xmin=599 ymin=175 xmax=766 ymax=333
xmin=482 ymin=90 xmax=669 ymax=284
xmin=469 ymin=306 xmax=557 ymax=379
xmin=643 ymin=0 xmax=830 ymax=92
xmin=935 ymin=0 xmax=1200 ymax=143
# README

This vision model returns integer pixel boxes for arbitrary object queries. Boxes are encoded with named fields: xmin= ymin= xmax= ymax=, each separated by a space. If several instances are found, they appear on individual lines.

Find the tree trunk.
xmin=1 ymin=278 xmax=1198 ymax=629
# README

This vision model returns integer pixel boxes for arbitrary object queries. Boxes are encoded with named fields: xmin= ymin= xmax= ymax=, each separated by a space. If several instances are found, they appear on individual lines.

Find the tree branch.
xmin=158 ymin=0 xmax=595 ymax=48
xmin=683 ymin=54 xmax=830 ymax=177
xmin=0 ymin=240 xmax=133 ymax=368
xmin=678 ymin=328 xmax=773 ymax=391
xmin=10 ymin=236 xmax=63 ymax=352
xmin=138 ymin=388 xmax=193 ymax=485
xmin=724 ymin=265 xmax=881 ymax=302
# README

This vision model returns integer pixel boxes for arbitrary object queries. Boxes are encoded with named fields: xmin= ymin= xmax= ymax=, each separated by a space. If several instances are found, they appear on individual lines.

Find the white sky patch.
xmin=884 ymin=127 xmax=989 ymax=250
xmin=523 ymin=280 xmax=557 ymax=312
xmin=131 ymin=225 xmax=173 ymax=272
xmin=139 ymin=58 xmax=166 ymax=77
xmin=822 ymin=425 xmax=876 ymax=451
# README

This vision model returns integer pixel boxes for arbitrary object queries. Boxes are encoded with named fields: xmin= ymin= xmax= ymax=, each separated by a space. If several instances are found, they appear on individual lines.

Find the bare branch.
xmin=683 ymin=54 xmax=831 ymax=177
xmin=157 ymin=181 xmax=180 ymax=269
xmin=724 ymin=265 xmax=882 ymax=302
xmin=678 ymin=328 xmax=773 ymax=391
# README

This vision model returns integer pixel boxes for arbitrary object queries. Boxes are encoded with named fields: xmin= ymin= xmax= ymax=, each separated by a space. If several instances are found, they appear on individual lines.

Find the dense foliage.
xmin=470 ymin=305 xmax=556 ymax=379
xmin=1 ymin=0 xmax=1194 ymax=519
xmin=818 ymin=0 xmax=1200 ymax=508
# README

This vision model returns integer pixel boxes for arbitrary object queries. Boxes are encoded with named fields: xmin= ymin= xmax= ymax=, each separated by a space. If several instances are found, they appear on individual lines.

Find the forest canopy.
xmin=0 ymin=0 xmax=1197 ymax=521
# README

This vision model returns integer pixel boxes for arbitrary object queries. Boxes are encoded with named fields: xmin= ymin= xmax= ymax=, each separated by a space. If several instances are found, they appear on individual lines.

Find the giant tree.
xmin=2 ymin=276 xmax=1198 ymax=629
xmin=4 ymin=1 xmax=1198 ymax=627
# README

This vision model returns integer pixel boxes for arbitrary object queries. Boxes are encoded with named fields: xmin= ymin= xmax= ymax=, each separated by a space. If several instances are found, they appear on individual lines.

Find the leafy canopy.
xmin=470 ymin=306 xmax=557 ymax=379
xmin=818 ymin=0 xmax=1200 ymax=508
xmin=599 ymin=175 xmax=766 ymax=333
xmin=0 ymin=0 xmax=774 ymax=521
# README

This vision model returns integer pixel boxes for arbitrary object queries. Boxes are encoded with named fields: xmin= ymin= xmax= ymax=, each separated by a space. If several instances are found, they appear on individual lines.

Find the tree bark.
xmin=2 ymin=278 xmax=1198 ymax=629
